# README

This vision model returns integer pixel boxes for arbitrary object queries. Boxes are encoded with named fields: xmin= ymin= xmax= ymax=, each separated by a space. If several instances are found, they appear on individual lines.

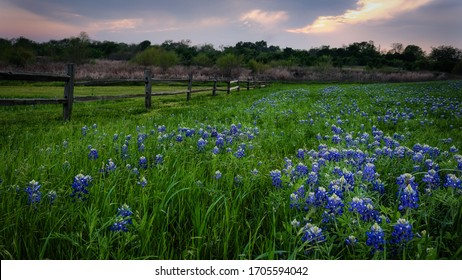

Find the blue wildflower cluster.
xmin=301 ymin=223 xmax=326 ymax=244
xmin=110 ymin=204 xmax=133 ymax=232
xmin=390 ymin=218 xmax=414 ymax=246
xmin=396 ymin=173 xmax=419 ymax=211
xmin=70 ymin=173 xmax=92 ymax=201
xmin=25 ymin=180 xmax=42 ymax=206
xmin=366 ymin=223 xmax=385 ymax=253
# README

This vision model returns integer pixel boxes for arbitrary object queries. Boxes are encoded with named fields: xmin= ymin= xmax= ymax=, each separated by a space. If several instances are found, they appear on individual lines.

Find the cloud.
xmin=287 ymin=0 xmax=432 ymax=33
xmin=240 ymin=9 xmax=288 ymax=27
xmin=89 ymin=18 xmax=142 ymax=32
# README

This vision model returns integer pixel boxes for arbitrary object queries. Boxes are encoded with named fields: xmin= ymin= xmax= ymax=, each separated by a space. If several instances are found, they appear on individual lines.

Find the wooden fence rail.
xmin=0 ymin=64 xmax=269 ymax=120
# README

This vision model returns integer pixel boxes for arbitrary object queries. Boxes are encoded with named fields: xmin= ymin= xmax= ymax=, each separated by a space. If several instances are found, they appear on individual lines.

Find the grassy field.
xmin=1 ymin=80 xmax=462 ymax=260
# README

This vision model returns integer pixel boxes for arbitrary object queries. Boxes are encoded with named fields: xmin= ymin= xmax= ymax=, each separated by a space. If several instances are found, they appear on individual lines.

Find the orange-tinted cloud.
xmin=240 ymin=9 xmax=288 ymax=27
xmin=287 ymin=0 xmax=432 ymax=34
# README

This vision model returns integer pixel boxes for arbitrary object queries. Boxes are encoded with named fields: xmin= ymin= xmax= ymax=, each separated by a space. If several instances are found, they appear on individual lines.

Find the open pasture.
xmin=1 ymin=80 xmax=461 ymax=259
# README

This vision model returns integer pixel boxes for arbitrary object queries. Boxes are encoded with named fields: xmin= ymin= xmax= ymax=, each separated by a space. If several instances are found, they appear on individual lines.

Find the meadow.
xmin=0 ymin=80 xmax=461 ymax=260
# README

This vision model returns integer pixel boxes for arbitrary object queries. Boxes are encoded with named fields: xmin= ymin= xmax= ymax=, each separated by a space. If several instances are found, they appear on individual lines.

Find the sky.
xmin=1 ymin=0 xmax=461 ymax=53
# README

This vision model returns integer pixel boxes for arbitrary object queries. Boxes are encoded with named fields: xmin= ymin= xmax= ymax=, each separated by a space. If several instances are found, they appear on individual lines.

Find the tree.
xmin=133 ymin=46 xmax=179 ymax=71
xmin=216 ymin=53 xmax=242 ymax=77
xmin=430 ymin=45 xmax=462 ymax=72
xmin=402 ymin=45 xmax=426 ymax=70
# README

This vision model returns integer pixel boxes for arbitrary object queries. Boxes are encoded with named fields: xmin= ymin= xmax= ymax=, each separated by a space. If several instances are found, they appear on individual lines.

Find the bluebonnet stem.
xmin=366 ymin=223 xmax=385 ymax=253
xmin=71 ymin=174 xmax=92 ymax=201
xmin=270 ymin=170 xmax=282 ymax=188
xmin=25 ymin=180 xmax=41 ymax=205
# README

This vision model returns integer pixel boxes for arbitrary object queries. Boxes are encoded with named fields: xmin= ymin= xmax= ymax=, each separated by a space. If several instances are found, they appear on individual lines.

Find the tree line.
xmin=1 ymin=32 xmax=461 ymax=75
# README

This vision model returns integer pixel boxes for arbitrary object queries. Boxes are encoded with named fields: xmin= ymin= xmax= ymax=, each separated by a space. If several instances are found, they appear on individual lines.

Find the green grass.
xmin=0 ymin=80 xmax=461 ymax=260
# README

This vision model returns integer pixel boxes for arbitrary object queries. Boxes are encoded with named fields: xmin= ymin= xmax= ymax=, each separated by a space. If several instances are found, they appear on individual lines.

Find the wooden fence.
xmin=0 ymin=64 xmax=269 ymax=121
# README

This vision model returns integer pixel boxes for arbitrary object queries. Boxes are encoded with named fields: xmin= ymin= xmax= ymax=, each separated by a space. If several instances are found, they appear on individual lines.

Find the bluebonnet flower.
xmin=311 ymin=187 xmax=328 ymax=207
xmin=325 ymin=193 xmax=344 ymax=217
xmin=197 ymin=138 xmax=207 ymax=151
xmin=366 ymin=223 xmax=385 ymax=253
xmin=305 ymin=171 xmax=318 ymax=187
xmin=398 ymin=184 xmax=419 ymax=211
xmin=212 ymin=146 xmax=220 ymax=155
xmin=176 ymin=134 xmax=183 ymax=142
xmin=349 ymin=197 xmax=382 ymax=223
xmin=456 ymin=155 xmax=462 ymax=171
xmin=131 ymin=167 xmax=139 ymax=175
xmin=345 ymin=235 xmax=358 ymax=246
xmin=71 ymin=174 xmax=92 ymax=201
xmin=290 ymin=186 xmax=306 ymax=210
xmin=396 ymin=174 xmax=419 ymax=211
xmin=390 ymin=218 xmax=414 ymax=245
xmin=270 ymin=170 xmax=282 ymax=188
xmin=105 ymin=158 xmax=117 ymax=172
xmin=214 ymin=170 xmax=222 ymax=180
xmin=47 ymin=190 xmax=57 ymax=205
xmin=137 ymin=176 xmax=148 ymax=188
xmin=230 ymin=124 xmax=238 ymax=135
xmin=423 ymin=169 xmax=440 ymax=193
xmin=291 ymin=219 xmax=301 ymax=228
xmin=155 ymin=154 xmax=164 ymax=165
xmin=157 ymin=125 xmax=166 ymax=133
xmin=372 ymin=179 xmax=385 ymax=194
xmin=215 ymin=136 xmax=225 ymax=147
xmin=331 ymin=134 xmax=342 ymax=144
xmin=113 ymin=134 xmax=119 ymax=141
xmin=362 ymin=163 xmax=376 ymax=182
xmin=234 ymin=148 xmax=245 ymax=158
xmin=110 ymin=204 xmax=133 ymax=232
xmin=297 ymin=148 xmax=305 ymax=159
xmin=88 ymin=148 xmax=99 ymax=160
xmin=25 ymin=180 xmax=42 ymax=205
xmin=234 ymin=175 xmax=243 ymax=186
xmin=185 ymin=129 xmax=195 ymax=137
xmin=250 ymin=169 xmax=259 ymax=176
xmin=301 ymin=224 xmax=326 ymax=244
xmin=444 ymin=174 xmax=462 ymax=189
xmin=412 ymin=152 xmax=424 ymax=163
xmin=81 ymin=125 xmax=88 ymax=136
xmin=139 ymin=156 xmax=148 ymax=169
xmin=292 ymin=162 xmax=309 ymax=180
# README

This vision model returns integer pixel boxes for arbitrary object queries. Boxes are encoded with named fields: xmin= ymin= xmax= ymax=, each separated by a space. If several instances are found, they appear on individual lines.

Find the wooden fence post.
xmin=187 ymin=73 xmax=193 ymax=101
xmin=144 ymin=69 xmax=152 ymax=109
xmin=212 ymin=78 xmax=217 ymax=96
xmin=247 ymin=78 xmax=250 ymax=90
xmin=63 ymin=63 xmax=75 ymax=121
xmin=237 ymin=80 xmax=240 ymax=92
xmin=227 ymin=80 xmax=231 ymax=94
